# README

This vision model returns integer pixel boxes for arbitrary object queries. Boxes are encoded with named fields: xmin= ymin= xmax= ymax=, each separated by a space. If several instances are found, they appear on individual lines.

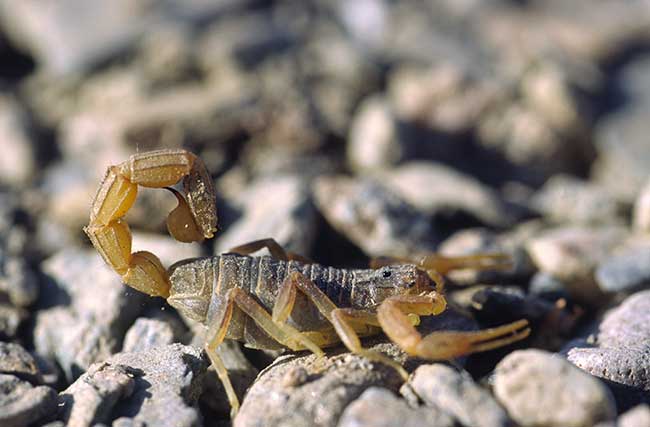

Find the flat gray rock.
xmin=411 ymin=364 xmax=511 ymax=427
xmin=494 ymin=349 xmax=615 ymax=427
xmin=59 ymin=344 xmax=207 ymax=427
xmin=122 ymin=318 xmax=177 ymax=353
xmin=595 ymin=243 xmax=650 ymax=293
xmin=0 ymin=342 xmax=41 ymax=383
xmin=338 ymin=387 xmax=454 ymax=427
xmin=0 ymin=373 xmax=57 ymax=427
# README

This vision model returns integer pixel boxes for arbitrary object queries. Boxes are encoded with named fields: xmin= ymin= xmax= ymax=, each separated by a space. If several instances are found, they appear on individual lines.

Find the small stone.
xmin=338 ymin=387 xmax=454 ymax=427
xmin=313 ymin=176 xmax=436 ymax=257
xmin=215 ymin=175 xmax=317 ymax=257
xmin=411 ymin=364 xmax=510 ymax=427
xmin=526 ymin=226 xmax=625 ymax=302
xmin=633 ymin=179 xmax=650 ymax=232
xmin=235 ymin=348 xmax=404 ymax=427
xmin=532 ymin=175 xmax=621 ymax=224
xmin=347 ymin=96 xmax=402 ymax=173
xmin=0 ymin=304 xmax=27 ymax=340
xmin=58 ymin=363 xmax=136 ymax=427
xmin=0 ymin=342 xmax=41 ymax=384
xmin=0 ymin=256 xmax=40 ymax=307
xmin=494 ymin=349 xmax=615 ymax=427
xmin=122 ymin=318 xmax=177 ymax=353
xmin=0 ymin=94 xmax=36 ymax=188
xmin=529 ymin=272 xmax=569 ymax=297
xmin=617 ymin=404 xmax=650 ymax=427
xmin=0 ymin=374 xmax=57 ymax=427
xmin=379 ymin=161 xmax=514 ymax=228
xmin=596 ymin=241 xmax=650 ymax=293
xmin=106 ymin=344 xmax=207 ymax=427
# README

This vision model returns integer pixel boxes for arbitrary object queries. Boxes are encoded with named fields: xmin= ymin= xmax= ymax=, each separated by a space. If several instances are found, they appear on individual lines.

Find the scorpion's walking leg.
xmin=228 ymin=238 xmax=313 ymax=263
xmin=272 ymin=272 xmax=409 ymax=379
xmin=377 ymin=295 xmax=530 ymax=360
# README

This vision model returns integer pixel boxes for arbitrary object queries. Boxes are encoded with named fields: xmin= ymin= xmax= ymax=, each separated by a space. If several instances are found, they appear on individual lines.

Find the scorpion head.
xmin=352 ymin=264 xmax=442 ymax=309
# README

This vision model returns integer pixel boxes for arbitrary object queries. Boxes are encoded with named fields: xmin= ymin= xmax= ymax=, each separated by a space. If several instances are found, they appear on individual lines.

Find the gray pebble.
xmin=0 ymin=303 xmax=27 ymax=340
xmin=0 ymin=256 xmax=40 ymax=307
xmin=380 ymin=161 xmax=514 ymax=228
xmin=596 ymin=242 xmax=650 ymax=293
xmin=0 ymin=374 xmax=58 ymax=427
xmin=215 ymin=175 xmax=317 ymax=257
xmin=532 ymin=174 xmax=621 ymax=225
xmin=338 ymin=387 xmax=455 ymax=427
xmin=58 ymin=363 xmax=136 ymax=427
xmin=235 ymin=348 xmax=404 ymax=427
xmin=122 ymin=318 xmax=177 ymax=353
xmin=411 ymin=364 xmax=511 ymax=427
xmin=0 ymin=342 xmax=42 ymax=384
xmin=494 ymin=349 xmax=615 ymax=427
xmin=0 ymin=94 xmax=36 ymax=188
xmin=313 ymin=176 xmax=436 ymax=257
xmin=34 ymin=249 xmax=146 ymax=381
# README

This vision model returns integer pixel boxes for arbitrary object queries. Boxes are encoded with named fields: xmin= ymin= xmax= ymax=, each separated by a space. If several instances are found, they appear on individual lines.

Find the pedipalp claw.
xmin=165 ymin=188 xmax=205 ymax=243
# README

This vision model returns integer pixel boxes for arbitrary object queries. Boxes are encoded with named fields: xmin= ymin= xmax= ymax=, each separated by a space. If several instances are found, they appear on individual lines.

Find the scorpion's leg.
xmin=377 ymin=295 xmax=530 ymax=360
xmin=228 ymin=238 xmax=313 ymax=263
xmin=272 ymin=272 xmax=409 ymax=379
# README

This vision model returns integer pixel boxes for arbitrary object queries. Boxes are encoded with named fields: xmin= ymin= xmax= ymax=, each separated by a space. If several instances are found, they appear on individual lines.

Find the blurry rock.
xmin=439 ymin=228 xmax=535 ymax=285
xmin=0 ymin=342 xmax=42 ymax=384
xmin=0 ymin=94 xmax=36 ymax=187
xmin=0 ymin=374 xmax=57 ymax=427
xmin=0 ymin=257 xmax=39 ymax=307
xmin=388 ymin=65 xmax=499 ymax=134
xmin=58 ymin=363 xmax=136 ymax=427
xmin=313 ymin=176 xmax=436 ymax=257
xmin=0 ymin=304 xmax=26 ymax=340
xmin=494 ymin=349 xmax=615 ymax=427
xmin=379 ymin=162 xmax=515 ymax=228
xmin=633 ymin=178 xmax=650 ymax=232
xmin=122 ymin=318 xmax=177 ymax=353
xmin=215 ymin=175 xmax=317 ymax=257
xmin=235 ymin=348 xmax=404 ymax=427
xmin=529 ymin=272 xmax=570 ymax=298
xmin=411 ymin=364 xmax=510 ymax=427
xmin=34 ymin=249 xmax=146 ymax=381
xmin=347 ymin=96 xmax=402 ymax=173
xmin=594 ymin=404 xmax=650 ymax=427
xmin=596 ymin=240 xmax=650 ymax=293
xmin=338 ymin=387 xmax=454 ymax=427
xmin=532 ymin=175 xmax=621 ymax=225
xmin=60 ymin=344 xmax=207 ymax=427
xmin=526 ymin=226 xmax=626 ymax=303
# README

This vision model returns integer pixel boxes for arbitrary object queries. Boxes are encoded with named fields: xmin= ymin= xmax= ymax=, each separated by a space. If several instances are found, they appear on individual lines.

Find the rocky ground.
xmin=1 ymin=1 xmax=650 ymax=426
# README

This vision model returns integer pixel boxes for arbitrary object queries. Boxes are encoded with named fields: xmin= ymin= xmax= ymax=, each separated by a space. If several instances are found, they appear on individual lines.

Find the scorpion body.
xmin=85 ymin=149 xmax=530 ymax=418
xmin=169 ymin=254 xmax=426 ymax=350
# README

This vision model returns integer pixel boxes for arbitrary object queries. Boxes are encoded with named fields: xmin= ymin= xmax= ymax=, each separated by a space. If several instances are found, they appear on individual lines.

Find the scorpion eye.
xmin=382 ymin=270 xmax=392 ymax=278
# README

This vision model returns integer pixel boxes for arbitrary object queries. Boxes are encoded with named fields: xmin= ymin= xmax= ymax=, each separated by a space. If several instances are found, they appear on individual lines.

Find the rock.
xmin=347 ymin=96 xmax=402 ymax=173
xmin=633 ymin=178 xmax=650 ymax=232
xmin=596 ymin=241 xmax=650 ymax=293
xmin=526 ymin=226 xmax=626 ymax=303
xmin=596 ymin=404 xmax=650 ymax=427
xmin=122 ymin=318 xmax=177 ymax=353
xmin=410 ymin=364 xmax=510 ymax=427
xmin=494 ymin=349 xmax=615 ymax=427
xmin=131 ymin=232 xmax=203 ymax=270
xmin=566 ymin=291 xmax=650 ymax=411
xmin=529 ymin=272 xmax=569 ymax=298
xmin=532 ymin=175 xmax=621 ymax=225
xmin=0 ymin=94 xmax=36 ymax=187
xmin=338 ymin=387 xmax=455 ymax=427
xmin=235 ymin=349 xmax=404 ymax=427
xmin=105 ymin=344 xmax=206 ymax=427
xmin=215 ymin=175 xmax=317 ymax=257
xmin=0 ymin=342 xmax=41 ymax=384
xmin=0 ymin=304 xmax=27 ymax=340
xmin=0 ymin=374 xmax=58 ymax=427
xmin=58 ymin=363 xmax=136 ymax=427
xmin=313 ymin=176 xmax=436 ymax=257
xmin=0 ymin=256 xmax=40 ymax=307
xmin=34 ymin=249 xmax=146 ymax=381
xmin=379 ymin=162 xmax=514 ymax=228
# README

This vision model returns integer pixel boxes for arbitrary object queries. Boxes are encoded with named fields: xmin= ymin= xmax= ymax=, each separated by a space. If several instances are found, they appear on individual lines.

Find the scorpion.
xmin=84 ymin=149 xmax=530 ymax=418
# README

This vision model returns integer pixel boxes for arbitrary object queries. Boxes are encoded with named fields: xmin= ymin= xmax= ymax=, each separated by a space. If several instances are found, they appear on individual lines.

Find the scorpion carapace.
xmin=85 ymin=149 xmax=531 ymax=418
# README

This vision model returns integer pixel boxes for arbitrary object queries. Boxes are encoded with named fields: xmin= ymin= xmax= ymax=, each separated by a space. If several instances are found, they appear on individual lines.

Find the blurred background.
xmin=1 ymin=0 xmax=650 ymax=424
